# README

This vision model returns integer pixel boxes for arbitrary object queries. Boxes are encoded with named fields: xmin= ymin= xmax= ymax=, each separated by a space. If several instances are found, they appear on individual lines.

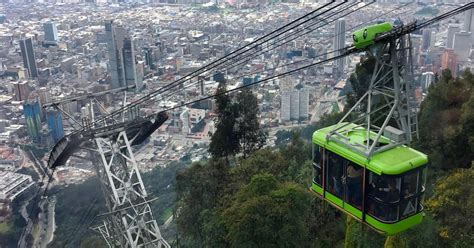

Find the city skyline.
xmin=0 ymin=1 xmax=473 ymax=247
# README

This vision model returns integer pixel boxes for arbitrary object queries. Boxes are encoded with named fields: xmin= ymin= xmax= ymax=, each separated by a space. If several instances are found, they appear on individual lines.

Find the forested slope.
xmin=174 ymin=69 xmax=474 ymax=247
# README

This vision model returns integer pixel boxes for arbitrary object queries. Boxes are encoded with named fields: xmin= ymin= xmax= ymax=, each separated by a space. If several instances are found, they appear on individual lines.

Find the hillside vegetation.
xmin=174 ymin=69 xmax=474 ymax=247
xmin=47 ymin=69 xmax=474 ymax=247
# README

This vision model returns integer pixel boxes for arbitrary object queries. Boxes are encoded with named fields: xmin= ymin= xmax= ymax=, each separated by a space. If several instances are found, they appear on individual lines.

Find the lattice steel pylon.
xmin=83 ymin=99 xmax=170 ymax=248
xmin=327 ymin=34 xmax=418 ymax=158
xmin=91 ymin=130 xmax=169 ymax=248
xmin=45 ymin=94 xmax=170 ymax=247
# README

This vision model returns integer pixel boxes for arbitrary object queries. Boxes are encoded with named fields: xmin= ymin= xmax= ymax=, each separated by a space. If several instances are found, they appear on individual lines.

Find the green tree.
xmin=223 ymin=173 xmax=312 ymax=248
xmin=209 ymin=83 xmax=240 ymax=161
xmin=426 ymin=166 xmax=474 ymax=247
xmin=416 ymin=69 xmax=473 ymax=171
xmin=384 ymin=234 xmax=406 ymax=248
xmin=175 ymin=159 xmax=229 ymax=246
xmin=235 ymin=89 xmax=267 ymax=158
xmin=344 ymin=216 xmax=385 ymax=248
xmin=49 ymin=177 xmax=105 ymax=247
xmin=396 ymin=215 xmax=441 ymax=248
xmin=80 ymin=237 xmax=107 ymax=248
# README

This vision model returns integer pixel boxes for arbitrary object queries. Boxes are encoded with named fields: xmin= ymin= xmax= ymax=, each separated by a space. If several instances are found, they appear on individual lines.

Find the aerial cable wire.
xmin=190 ymin=1 xmax=361 ymax=75
xmin=159 ymin=0 xmax=408 ymax=101
xmin=108 ymin=1 xmax=365 ymax=112
xmin=155 ymin=52 xmax=350 ymax=116
xmin=223 ymin=1 xmax=413 ymax=80
xmin=43 ymin=3 xmax=474 ymax=245
xmin=57 ymin=3 xmax=473 ymax=146
xmin=142 ymin=2 xmax=474 ymax=119
xmin=86 ymin=2 xmax=345 ymax=126
xmin=155 ymin=1 xmax=365 ymax=101
xmin=211 ymin=1 xmax=371 ymax=78
xmin=84 ymin=1 xmax=347 ymax=127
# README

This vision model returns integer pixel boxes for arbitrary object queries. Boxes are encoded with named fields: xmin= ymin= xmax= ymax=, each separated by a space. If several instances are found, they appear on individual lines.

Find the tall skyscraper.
xmin=23 ymin=100 xmax=42 ymax=142
xmin=105 ymin=21 xmax=142 ymax=90
xmin=144 ymin=47 xmax=155 ymax=70
xmin=299 ymin=87 xmax=309 ymax=119
xmin=430 ymin=30 xmax=436 ymax=47
xmin=464 ymin=9 xmax=474 ymax=34
xmin=334 ymin=19 xmax=346 ymax=79
xmin=290 ymin=90 xmax=300 ymax=120
xmin=447 ymin=24 xmax=461 ymax=49
xmin=421 ymin=29 xmax=432 ymax=51
xmin=105 ymin=21 xmax=125 ymax=89
xmin=123 ymin=38 xmax=138 ymax=87
xmin=46 ymin=110 xmax=64 ymax=142
xmin=280 ymin=91 xmax=291 ymax=121
xmin=453 ymin=31 xmax=472 ymax=62
xmin=43 ymin=22 xmax=58 ymax=44
xmin=19 ymin=38 xmax=38 ymax=78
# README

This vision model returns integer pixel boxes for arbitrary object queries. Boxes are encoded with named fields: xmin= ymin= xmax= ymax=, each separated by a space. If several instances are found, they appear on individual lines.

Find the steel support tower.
xmin=92 ymin=130 xmax=169 ymax=248
xmin=45 ymin=94 xmax=170 ymax=247
xmin=327 ymin=34 xmax=418 ymax=158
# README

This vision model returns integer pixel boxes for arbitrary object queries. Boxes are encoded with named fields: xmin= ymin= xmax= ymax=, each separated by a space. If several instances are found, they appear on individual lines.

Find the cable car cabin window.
xmin=312 ymin=145 xmax=322 ymax=186
xmin=346 ymin=162 xmax=363 ymax=210
xmin=400 ymin=168 xmax=426 ymax=217
xmin=420 ymin=167 xmax=428 ymax=203
xmin=401 ymin=171 xmax=418 ymax=199
xmin=326 ymin=152 xmax=344 ymax=198
xmin=353 ymin=34 xmax=358 ymax=42
xmin=367 ymin=173 xmax=401 ymax=222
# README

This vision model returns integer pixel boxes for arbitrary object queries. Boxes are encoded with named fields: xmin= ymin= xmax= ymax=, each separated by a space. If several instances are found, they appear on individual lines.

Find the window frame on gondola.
xmin=312 ymin=146 xmax=427 ymax=223
xmin=312 ymin=144 xmax=323 ymax=186
xmin=365 ymin=166 xmax=427 ymax=223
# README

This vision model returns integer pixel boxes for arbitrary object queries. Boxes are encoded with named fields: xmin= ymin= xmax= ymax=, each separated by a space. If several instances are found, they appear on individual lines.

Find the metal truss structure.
xmin=92 ymin=131 xmax=169 ymax=248
xmin=327 ymin=34 xmax=418 ymax=158
xmin=42 ymin=4 xmax=473 ymax=246
xmin=45 ymin=91 xmax=170 ymax=247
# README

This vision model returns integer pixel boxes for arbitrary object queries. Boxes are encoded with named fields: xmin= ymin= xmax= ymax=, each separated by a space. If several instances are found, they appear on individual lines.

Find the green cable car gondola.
xmin=311 ymin=123 xmax=428 ymax=235
xmin=352 ymin=22 xmax=393 ymax=49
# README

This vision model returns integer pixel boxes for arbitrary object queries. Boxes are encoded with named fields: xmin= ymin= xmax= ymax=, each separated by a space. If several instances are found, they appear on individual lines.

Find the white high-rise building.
xmin=464 ymin=9 xmax=474 ymax=33
xmin=180 ymin=108 xmax=190 ymax=134
xmin=447 ymin=24 xmax=461 ymax=49
xmin=421 ymin=29 xmax=432 ymax=51
xmin=280 ymin=84 xmax=310 ymax=122
xmin=453 ymin=31 xmax=472 ymax=62
xmin=290 ymin=91 xmax=300 ymax=120
xmin=464 ymin=9 xmax=474 ymax=42
xmin=299 ymin=88 xmax=309 ymax=119
xmin=334 ymin=19 xmax=346 ymax=79
xmin=280 ymin=91 xmax=291 ymax=121
xmin=430 ymin=30 xmax=436 ymax=47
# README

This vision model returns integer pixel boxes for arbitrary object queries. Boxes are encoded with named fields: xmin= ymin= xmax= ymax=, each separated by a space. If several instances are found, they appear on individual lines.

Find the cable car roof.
xmin=312 ymin=123 xmax=428 ymax=175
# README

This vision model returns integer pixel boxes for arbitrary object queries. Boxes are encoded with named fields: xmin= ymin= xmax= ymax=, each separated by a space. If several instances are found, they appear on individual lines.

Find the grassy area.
xmin=0 ymin=221 xmax=11 ymax=234
xmin=160 ymin=207 xmax=173 ymax=223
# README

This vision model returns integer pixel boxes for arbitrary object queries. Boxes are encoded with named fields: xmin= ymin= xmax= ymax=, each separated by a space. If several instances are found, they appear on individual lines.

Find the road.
xmin=36 ymin=197 xmax=56 ymax=248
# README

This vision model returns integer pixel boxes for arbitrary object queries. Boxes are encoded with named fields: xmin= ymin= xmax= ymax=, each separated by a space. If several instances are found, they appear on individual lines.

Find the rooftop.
xmin=312 ymin=123 xmax=428 ymax=175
